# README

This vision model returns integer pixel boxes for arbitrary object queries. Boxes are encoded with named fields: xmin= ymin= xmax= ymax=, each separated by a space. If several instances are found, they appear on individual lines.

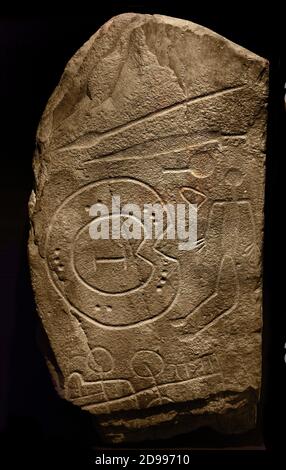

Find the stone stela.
xmin=29 ymin=13 xmax=268 ymax=443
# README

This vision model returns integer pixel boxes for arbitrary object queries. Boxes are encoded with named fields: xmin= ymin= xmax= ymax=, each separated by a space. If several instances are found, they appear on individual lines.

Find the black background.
xmin=0 ymin=2 xmax=285 ymax=467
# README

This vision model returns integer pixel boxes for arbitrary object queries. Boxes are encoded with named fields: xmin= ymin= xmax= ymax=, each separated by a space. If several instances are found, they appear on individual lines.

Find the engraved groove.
xmin=59 ymin=85 xmax=244 ymax=156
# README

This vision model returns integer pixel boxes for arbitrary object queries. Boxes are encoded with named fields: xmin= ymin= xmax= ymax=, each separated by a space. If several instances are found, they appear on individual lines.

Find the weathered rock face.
xmin=29 ymin=14 xmax=268 ymax=443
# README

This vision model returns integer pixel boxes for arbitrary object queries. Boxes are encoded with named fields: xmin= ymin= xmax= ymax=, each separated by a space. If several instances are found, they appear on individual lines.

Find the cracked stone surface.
xmin=29 ymin=13 xmax=268 ymax=443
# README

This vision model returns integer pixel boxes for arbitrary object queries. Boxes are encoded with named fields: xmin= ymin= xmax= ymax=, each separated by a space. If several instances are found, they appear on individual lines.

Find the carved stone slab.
xmin=29 ymin=14 xmax=268 ymax=442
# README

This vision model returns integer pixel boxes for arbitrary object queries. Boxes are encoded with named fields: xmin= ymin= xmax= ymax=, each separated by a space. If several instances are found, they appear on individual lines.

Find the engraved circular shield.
xmin=45 ymin=178 xmax=179 ymax=328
